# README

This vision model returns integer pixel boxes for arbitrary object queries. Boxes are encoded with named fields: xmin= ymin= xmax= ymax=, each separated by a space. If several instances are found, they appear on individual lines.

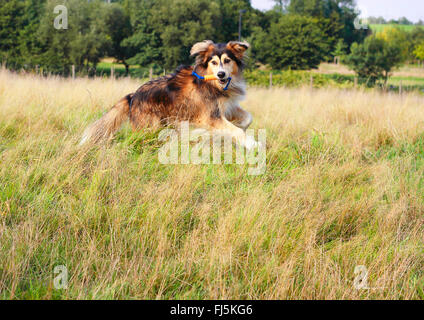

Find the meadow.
xmin=370 ymin=24 xmax=424 ymax=33
xmin=97 ymin=60 xmax=424 ymax=92
xmin=1 ymin=68 xmax=424 ymax=299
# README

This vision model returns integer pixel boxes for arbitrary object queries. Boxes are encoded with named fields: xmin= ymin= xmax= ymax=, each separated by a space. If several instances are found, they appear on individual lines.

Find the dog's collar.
xmin=191 ymin=71 xmax=231 ymax=91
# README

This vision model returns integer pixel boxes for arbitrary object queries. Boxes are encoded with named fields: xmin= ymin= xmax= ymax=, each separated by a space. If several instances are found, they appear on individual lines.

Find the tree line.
xmin=1 ymin=0 xmax=368 ymax=74
xmin=367 ymin=16 xmax=424 ymax=26
xmin=1 ymin=0 xmax=423 ymax=87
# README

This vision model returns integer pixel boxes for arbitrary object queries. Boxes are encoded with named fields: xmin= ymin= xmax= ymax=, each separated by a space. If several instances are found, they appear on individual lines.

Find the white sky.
xmin=251 ymin=0 xmax=424 ymax=22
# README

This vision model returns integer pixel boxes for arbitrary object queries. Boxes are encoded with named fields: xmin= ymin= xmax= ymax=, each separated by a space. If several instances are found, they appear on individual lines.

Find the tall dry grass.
xmin=1 ymin=68 xmax=424 ymax=299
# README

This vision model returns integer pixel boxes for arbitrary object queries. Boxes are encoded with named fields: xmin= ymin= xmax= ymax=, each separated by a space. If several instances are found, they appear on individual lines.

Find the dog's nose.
xmin=217 ymin=71 xmax=226 ymax=79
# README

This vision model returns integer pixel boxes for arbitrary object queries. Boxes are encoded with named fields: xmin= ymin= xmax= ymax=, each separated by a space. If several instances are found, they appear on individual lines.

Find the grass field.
xmin=97 ymin=59 xmax=141 ymax=78
xmin=316 ymin=63 xmax=424 ymax=91
xmin=98 ymin=59 xmax=424 ymax=92
xmin=1 ymin=68 xmax=424 ymax=299
xmin=370 ymin=24 xmax=424 ymax=33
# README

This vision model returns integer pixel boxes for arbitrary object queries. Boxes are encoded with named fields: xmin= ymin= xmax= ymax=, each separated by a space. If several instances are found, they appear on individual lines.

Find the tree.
xmin=272 ymin=0 xmax=289 ymax=13
xmin=103 ymin=3 xmax=132 ymax=74
xmin=345 ymin=36 xmax=403 ymax=87
xmin=368 ymin=16 xmax=386 ymax=24
xmin=332 ymin=39 xmax=347 ymax=64
xmin=123 ymin=0 xmax=221 ymax=71
xmin=410 ymin=27 xmax=424 ymax=60
xmin=252 ymin=15 xmax=329 ymax=70
xmin=121 ymin=0 xmax=161 ymax=69
xmin=0 ymin=0 xmax=372 ymax=74
xmin=0 ymin=0 xmax=26 ymax=66
xmin=288 ymin=0 xmax=369 ymax=53
xmin=376 ymin=27 xmax=410 ymax=62
xmin=414 ymin=43 xmax=424 ymax=65
xmin=36 ymin=0 xmax=111 ymax=73
xmin=398 ymin=17 xmax=412 ymax=25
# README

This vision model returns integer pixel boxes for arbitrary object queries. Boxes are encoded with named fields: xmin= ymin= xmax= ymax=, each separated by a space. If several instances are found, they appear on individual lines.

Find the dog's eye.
xmin=223 ymin=59 xmax=231 ymax=64
xmin=211 ymin=61 xmax=218 ymax=66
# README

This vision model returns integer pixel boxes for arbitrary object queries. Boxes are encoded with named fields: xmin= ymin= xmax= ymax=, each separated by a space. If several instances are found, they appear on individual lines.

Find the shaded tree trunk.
xmin=123 ymin=61 xmax=129 ymax=76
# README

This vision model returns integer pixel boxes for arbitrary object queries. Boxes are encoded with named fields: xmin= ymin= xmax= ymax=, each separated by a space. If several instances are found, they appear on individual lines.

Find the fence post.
xmin=354 ymin=76 xmax=358 ymax=88
xmin=269 ymin=72 xmax=272 ymax=89
xmin=111 ymin=66 xmax=114 ymax=79
xmin=149 ymin=67 xmax=153 ymax=80
xmin=310 ymin=75 xmax=314 ymax=89
xmin=399 ymin=80 xmax=402 ymax=96
xmin=72 ymin=65 xmax=75 ymax=80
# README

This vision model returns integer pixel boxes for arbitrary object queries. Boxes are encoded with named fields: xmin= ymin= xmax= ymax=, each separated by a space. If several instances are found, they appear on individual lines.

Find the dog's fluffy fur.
xmin=80 ymin=40 xmax=257 ymax=148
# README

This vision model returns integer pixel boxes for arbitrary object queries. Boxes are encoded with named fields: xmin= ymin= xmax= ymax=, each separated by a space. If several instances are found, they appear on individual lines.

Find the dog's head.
xmin=190 ymin=40 xmax=249 ymax=87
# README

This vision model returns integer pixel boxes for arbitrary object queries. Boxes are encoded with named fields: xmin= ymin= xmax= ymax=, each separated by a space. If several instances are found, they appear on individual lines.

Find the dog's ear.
xmin=226 ymin=41 xmax=250 ymax=59
xmin=190 ymin=40 xmax=214 ymax=66
xmin=190 ymin=40 xmax=214 ymax=57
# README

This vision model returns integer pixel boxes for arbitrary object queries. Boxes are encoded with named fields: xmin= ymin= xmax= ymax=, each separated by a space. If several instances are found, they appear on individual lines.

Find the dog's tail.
xmin=79 ymin=94 xmax=134 ymax=145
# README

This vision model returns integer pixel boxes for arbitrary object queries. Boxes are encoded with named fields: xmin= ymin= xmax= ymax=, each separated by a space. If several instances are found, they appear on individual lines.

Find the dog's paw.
xmin=244 ymin=136 xmax=260 ymax=150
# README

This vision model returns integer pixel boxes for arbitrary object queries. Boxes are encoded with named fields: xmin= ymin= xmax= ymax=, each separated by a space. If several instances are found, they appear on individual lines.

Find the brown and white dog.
xmin=80 ymin=40 xmax=257 ymax=149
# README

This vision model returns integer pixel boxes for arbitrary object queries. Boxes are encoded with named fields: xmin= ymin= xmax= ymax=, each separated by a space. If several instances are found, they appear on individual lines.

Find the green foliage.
xmin=244 ymin=69 xmax=354 ymax=88
xmin=333 ymin=39 xmax=348 ymax=58
xmin=252 ymin=15 xmax=330 ymax=70
xmin=0 ymin=1 xmax=27 ymax=65
xmin=288 ymin=0 xmax=369 ymax=49
xmin=0 ymin=0 xmax=372 ymax=74
xmin=103 ymin=3 xmax=132 ymax=74
xmin=250 ymin=0 xmax=369 ymax=71
xmin=121 ymin=0 xmax=163 ymax=68
xmin=371 ymin=25 xmax=424 ymax=62
xmin=410 ymin=28 xmax=424 ymax=61
xmin=35 ymin=0 xmax=111 ymax=73
xmin=345 ymin=36 xmax=404 ymax=86
xmin=414 ymin=43 xmax=424 ymax=61
xmin=122 ymin=0 xmax=265 ymax=71
xmin=377 ymin=27 xmax=413 ymax=62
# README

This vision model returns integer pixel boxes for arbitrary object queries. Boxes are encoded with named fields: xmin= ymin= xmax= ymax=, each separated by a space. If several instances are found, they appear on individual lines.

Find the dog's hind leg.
xmin=79 ymin=94 xmax=133 ymax=145
xmin=129 ymin=101 xmax=162 ymax=131
xmin=225 ymin=106 xmax=253 ymax=131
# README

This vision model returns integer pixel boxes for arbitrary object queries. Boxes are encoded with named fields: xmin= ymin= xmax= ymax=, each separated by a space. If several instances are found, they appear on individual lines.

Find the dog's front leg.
xmin=225 ymin=106 xmax=253 ymax=131
xmin=207 ymin=116 xmax=258 ymax=150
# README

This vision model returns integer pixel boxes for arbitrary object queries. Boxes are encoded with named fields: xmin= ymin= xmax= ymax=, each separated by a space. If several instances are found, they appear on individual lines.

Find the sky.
xmin=251 ymin=0 xmax=424 ymax=23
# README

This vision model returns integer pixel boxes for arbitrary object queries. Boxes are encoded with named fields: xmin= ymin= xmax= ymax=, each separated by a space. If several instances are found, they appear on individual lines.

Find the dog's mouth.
xmin=218 ymin=79 xmax=228 ymax=85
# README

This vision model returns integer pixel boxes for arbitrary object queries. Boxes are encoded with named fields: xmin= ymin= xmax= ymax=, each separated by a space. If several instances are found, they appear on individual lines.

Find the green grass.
xmin=1 ymin=70 xmax=424 ymax=299
xmin=388 ymin=75 xmax=424 ymax=89
xmin=370 ymin=24 xmax=424 ymax=33
xmin=96 ymin=61 xmax=142 ymax=78
xmin=245 ymin=69 xmax=424 ymax=92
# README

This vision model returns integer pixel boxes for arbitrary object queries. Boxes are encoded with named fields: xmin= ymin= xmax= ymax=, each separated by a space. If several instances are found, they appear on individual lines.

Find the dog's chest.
xmin=219 ymin=93 xmax=244 ymax=114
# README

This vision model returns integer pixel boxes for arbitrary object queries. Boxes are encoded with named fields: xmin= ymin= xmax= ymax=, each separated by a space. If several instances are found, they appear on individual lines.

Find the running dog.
xmin=80 ymin=40 xmax=258 ymax=149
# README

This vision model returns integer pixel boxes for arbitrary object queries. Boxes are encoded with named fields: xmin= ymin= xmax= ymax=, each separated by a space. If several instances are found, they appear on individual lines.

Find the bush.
xmin=414 ymin=42 xmax=424 ymax=62
xmin=244 ymin=69 xmax=354 ymax=88
xmin=345 ymin=36 xmax=403 ymax=86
